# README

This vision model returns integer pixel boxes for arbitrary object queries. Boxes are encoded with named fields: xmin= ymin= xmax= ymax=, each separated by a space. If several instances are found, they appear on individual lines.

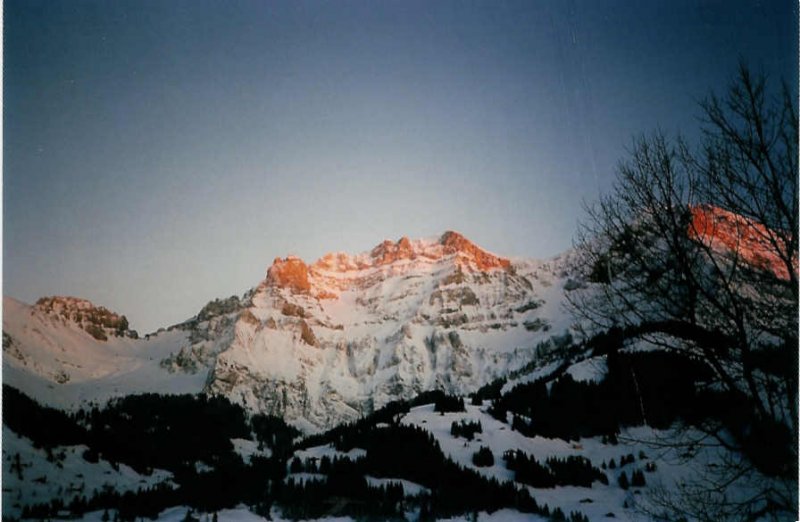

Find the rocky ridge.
xmin=34 ymin=296 xmax=138 ymax=341
xmin=689 ymin=204 xmax=795 ymax=280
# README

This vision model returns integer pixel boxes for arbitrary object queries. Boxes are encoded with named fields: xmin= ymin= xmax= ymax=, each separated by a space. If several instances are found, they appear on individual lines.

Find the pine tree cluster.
xmin=503 ymin=450 xmax=608 ymax=488
xmin=471 ymin=446 xmax=494 ymax=467
xmin=434 ymin=394 xmax=466 ymax=413
xmin=451 ymin=419 xmax=482 ymax=440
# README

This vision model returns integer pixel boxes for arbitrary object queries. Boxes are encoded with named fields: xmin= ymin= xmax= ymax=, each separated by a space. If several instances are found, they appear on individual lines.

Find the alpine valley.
xmin=2 ymin=223 xmax=795 ymax=521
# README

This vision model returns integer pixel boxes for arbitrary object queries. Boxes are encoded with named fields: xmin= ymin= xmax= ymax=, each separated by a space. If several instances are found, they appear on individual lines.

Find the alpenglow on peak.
xmin=265 ymin=231 xmax=512 ymax=298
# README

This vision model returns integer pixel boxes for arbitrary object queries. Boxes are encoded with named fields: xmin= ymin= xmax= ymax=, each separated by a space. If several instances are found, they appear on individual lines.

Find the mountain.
xmin=689 ymin=204 xmax=795 ymax=280
xmin=2 ymin=296 xmax=207 ymax=409
xmin=3 ymin=231 xmax=578 ymax=431
xmin=199 ymin=231 xmax=576 ymax=430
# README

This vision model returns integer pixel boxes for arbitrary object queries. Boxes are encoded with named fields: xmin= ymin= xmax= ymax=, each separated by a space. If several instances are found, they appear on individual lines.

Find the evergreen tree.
xmin=618 ymin=471 xmax=629 ymax=490
xmin=289 ymin=456 xmax=303 ymax=473
xmin=631 ymin=469 xmax=646 ymax=487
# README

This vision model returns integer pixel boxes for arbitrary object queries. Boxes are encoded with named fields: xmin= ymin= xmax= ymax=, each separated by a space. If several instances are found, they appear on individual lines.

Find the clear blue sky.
xmin=4 ymin=0 xmax=797 ymax=333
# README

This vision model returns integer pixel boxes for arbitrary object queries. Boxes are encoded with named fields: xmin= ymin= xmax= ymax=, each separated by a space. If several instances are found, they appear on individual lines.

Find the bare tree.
xmin=568 ymin=64 xmax=797 ymax=520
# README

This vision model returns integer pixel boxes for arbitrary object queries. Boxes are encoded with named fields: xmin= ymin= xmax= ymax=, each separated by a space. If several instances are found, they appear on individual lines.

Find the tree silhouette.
xmin=569 ymin=64 xmax=797 ymax=520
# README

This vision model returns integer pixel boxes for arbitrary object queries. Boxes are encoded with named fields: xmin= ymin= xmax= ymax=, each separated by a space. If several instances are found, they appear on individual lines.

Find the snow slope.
xmin=61 ymin=506 xmax=548 ymax=522
xmin=399 ymin=403 xmax=783 ymax=521
xmin=3 ymin=297 xmax=207 ymax=410
xmin=2 ymin=427 xmax=173 ymax=519
xmin=282 ymin=397 xmax=783 ymax=522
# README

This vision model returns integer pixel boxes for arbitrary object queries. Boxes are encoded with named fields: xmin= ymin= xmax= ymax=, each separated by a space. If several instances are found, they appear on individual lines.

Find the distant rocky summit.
xmin=34 ymin=296 xmax=138 ymax=341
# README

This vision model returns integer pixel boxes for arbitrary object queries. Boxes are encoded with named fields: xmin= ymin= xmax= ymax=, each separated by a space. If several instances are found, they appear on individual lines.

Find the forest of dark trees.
xmin=503 ymin=450 xmax=608 ymax=489
xmin=5 ymin=386 xmax=595 ymax=522
xmin=488 ymin=342 xmax=727 ymax=440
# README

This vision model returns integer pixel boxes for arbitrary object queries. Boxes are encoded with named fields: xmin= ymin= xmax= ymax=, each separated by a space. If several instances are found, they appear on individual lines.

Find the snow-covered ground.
xmin=1 ymin=426 xmax=173 ymax=519
xmin=282 ymin=403 xmax=710 ymax=521
xmin=231 ymin=438 xmax=272 ymax=463
xmin=564 ymin=356 xmax=607 ymax=383
xmin=293 ymin=443 xmax=367 ymax=463
xmin=5 ymin=397 xmax=781 ymax=521
xmin=398 ymin=403 xmax=778 ymax=522
xmin=364 ymin=476 xmax=430 ymax=497
xmin=63 ymin=505 xmax=547 ymax=522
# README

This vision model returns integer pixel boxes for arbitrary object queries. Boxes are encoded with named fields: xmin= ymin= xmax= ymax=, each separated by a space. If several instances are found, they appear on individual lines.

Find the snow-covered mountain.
xmin=3 ymin=232 xmax=578 ymax=431
xmin=2 ymin=296 xmax=207 ymax=409
xmin=198 ymin=232 xmax=578 ymax=430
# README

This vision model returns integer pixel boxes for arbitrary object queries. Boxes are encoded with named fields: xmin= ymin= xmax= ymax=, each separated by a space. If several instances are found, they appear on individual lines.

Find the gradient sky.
xmin=4 ymin=0 xmax=797 ymax=333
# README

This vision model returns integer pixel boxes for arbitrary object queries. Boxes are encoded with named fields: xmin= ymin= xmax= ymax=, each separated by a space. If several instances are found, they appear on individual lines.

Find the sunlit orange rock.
xmin=440 ymin=231 xmax=511 ymax=271
xmin=34 ymin=296 xmax=133 ymax=340
xmin=266 ymin=256 xmax=311 ymax=293
xmin=688 ymin=204 xmax=794 ymax=280
xmin=269 ymin=231 xmax=511 ymax=298
xmin=370 ymin=236 xmax=417 ymax=265
xmin=315 ymin=252 xmax=360 ymax=272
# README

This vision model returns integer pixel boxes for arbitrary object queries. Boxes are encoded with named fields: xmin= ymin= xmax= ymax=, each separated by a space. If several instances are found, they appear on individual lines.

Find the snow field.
xmin=2 ymin=427 xmax=174 ymax=519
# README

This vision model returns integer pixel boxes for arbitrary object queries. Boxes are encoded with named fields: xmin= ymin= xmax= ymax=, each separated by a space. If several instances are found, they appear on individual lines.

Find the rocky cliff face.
xmin=689 ymin=204 xmax=795 ymax=281
xmin=34 ymin=296 xmax=138 ymax=341
xmin=177 ymin=231 xmax=578 ymax=431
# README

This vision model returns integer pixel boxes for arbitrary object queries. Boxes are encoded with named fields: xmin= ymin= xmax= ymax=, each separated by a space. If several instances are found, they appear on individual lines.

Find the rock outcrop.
xmin=689 ymin=204 xmax=795 ymax=280
xmin=34 ymin=296 xmax=137 ymax=340
xmin=266 ymin=256 xmax=311 ymax=293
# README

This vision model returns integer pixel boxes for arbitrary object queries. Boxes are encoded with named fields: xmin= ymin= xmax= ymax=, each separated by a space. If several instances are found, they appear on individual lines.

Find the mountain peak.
xmin=266 ymin=256 xmax=312 ymax=293
xmin=369 ymin=235 xmax=419 ymax=265
xmin=35 ymin=295 xmax=96 ymax=312
xmin=34 ymin=296 xmax=136 ymax=340
xmin=439 ymin=230 xmax=511 ymax=271
xmin=266 ymin=231 xmax=511 ymax=295
xmin=688 ymin=204 xmax=793 ymax=280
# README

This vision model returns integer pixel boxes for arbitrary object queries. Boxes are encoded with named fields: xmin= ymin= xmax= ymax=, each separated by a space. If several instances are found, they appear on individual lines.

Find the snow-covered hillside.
xmin=2 ymin=426 xmax=173 ymax=518
xmin=2 ymin=297 xmax=208 ymax=409
xmin=278 ymin=399 xmax=779 ymax=522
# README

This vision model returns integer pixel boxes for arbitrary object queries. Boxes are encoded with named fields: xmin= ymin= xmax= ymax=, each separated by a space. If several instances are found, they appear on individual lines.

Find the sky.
xmin=4 ymin=0 xmax=797 ymax=334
